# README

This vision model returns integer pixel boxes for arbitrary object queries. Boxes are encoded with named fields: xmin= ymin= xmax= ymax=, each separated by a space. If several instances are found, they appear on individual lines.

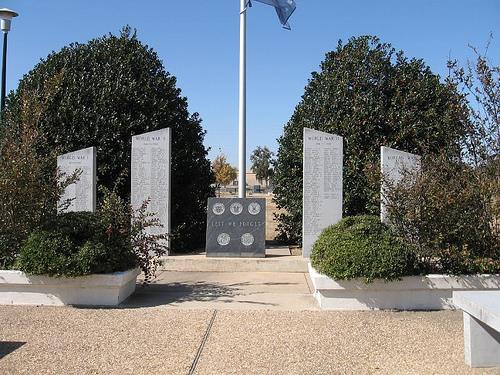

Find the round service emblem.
xmin=248 ymin=202 xmax=261 ymax=215
xmin=217 ymin=233 xmax=231 ymax=246
xmin=241 ymin=233 xmax=255 ymax=247
xmin=230 ymin=202 xmax=243 ymax=215
xmin=212 ymin=203 xmax=225 ymax=215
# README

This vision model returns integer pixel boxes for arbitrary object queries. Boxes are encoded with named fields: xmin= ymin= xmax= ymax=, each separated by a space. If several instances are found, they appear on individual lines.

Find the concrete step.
xmin=160 ymin=248 xmax=308 ymax=273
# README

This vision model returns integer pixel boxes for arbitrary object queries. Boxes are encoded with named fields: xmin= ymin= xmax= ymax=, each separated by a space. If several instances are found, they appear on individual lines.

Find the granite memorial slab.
xmin=206 ymin=197 xmax=266 ymax=258
xmin=131 ymin=128 xmax=171 ymax=247
xmin=380 ymin=146 xmax=421 ymax=223
xmin=302 ymin=128 xmax=343 ymax=258
xmin=57 ymin=146 xmax=96 ymax=212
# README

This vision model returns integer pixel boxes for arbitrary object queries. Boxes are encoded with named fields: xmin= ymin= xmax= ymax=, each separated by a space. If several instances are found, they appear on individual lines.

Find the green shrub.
xmin=16 ymin=188 xmax=167 ymax=281
xmin=311 ymin=215 xmax=416 ymax=282
xmin=16 ymin=231 xmax=78 ymax=276
xmin=42 ymin=212 xmax=104 ymax=245
xmin=16 ymin=212 xmax=136 ymax=277
xmin=76 ymin=241 xmax=113 ymax=275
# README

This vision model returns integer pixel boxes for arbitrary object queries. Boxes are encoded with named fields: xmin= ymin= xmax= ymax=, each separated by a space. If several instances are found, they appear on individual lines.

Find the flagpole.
xmin=238 ymin=0 xmax=247 ymax=198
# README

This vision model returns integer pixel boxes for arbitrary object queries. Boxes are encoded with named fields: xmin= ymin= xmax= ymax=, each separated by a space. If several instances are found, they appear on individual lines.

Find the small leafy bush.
xmin=16 ymin=231 xmax=78 ymax=276
xmin=311 ymin=215 xmax=416 ymax=282
xmin=17 ymin=212 xmax=136 ymax=277
xmin=16 ymin=189 xmax=168 ymax=281
xmin=131 ymin=198 xmax=168 ymax=284
xmin=384 ymin=155 xmax=500 ymax=274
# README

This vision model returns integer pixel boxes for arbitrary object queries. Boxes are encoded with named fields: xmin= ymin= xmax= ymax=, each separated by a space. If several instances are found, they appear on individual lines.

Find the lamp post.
xmin=0 ymin=8 xmax=18 ymax=115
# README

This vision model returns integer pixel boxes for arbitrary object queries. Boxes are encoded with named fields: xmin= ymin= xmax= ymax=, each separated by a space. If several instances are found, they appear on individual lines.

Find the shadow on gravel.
xmin=119 ymin=281 xmax=278 ymax=308
xmin=0 ymin=341 xmax=26 ymax=359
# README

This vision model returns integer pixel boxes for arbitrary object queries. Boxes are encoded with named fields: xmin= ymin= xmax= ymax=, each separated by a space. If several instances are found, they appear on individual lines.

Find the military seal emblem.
xmin=230 ymin=202 xmax=243 ymax=215
xmin=212 ymin=203 xmax=225 ymax=215
xmin=241 ymin=233 xmax=255 ymax=246
xmin=248 ymin=202 xmax=261 ymax=215
xmin=217 ymin=233 xmax=230 ymax=246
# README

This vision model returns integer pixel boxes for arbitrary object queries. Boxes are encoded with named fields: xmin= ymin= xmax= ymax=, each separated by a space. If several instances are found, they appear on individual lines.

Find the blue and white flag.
xmin=247 ymin=0 xmax=297 ymax=30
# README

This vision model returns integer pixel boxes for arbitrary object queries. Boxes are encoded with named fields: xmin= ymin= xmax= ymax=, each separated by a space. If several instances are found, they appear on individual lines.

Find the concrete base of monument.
xmin=309 ymin=264 xmax=500 ymax=311
xmin=0 ymin=268 xmax=140 ymax=306
xmin=206 ymin=251 xmax=266 ymax=258
xmin=160 ymin=247 xmax=308 ymax=273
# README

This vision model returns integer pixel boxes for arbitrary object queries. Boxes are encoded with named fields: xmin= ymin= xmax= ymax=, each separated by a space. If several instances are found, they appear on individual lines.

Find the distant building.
xmin=222 ymin=171 xmax=270 ymax=193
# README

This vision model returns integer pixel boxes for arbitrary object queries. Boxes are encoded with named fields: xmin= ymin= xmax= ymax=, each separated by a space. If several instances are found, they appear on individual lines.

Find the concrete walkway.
xmin=127 ymin=271 xmax=318 ymax=310
xmin=134 ymin=247 xmax=317 ymax=311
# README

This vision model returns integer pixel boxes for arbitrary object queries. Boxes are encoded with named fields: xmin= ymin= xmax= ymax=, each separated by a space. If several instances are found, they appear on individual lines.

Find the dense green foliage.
xmin=311 ymin=216 xmax=415 ymax=282
xmin=273 ymin=35 xmax=468 ymax=244
xmin=3 ymin=27 xmax=214 ymax=251
xmin=17 ymin=212 xmax=137 ymax=277
xmin=384 ymin=155 xmax=500 ymax=275
xmin=16 ymin=189 xmax=168 ymax=279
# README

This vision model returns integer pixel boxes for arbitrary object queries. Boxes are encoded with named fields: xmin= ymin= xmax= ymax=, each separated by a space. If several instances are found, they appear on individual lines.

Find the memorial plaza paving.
xmin=0 ymin=305 xmax=498 ymax=374
xmin=1 ymin=266 xmax=499 ymax=375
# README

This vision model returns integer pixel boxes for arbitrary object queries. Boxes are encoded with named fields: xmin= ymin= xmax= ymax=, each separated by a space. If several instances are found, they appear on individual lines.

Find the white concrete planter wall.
xmin=309 ymin=264 xmax=500 ymax=311
xmin=0 ymin=268 xmax=140 ymax=306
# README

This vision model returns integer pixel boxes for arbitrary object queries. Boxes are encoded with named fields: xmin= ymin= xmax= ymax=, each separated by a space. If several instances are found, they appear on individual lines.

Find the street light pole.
xmin=1 ymin=31 xmax=8 ymax=113
xmin=0 ymin=8 xmax=18 ymax=115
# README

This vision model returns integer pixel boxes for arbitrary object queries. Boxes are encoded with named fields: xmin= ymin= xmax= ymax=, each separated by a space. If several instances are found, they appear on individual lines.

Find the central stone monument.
xmin=206 ymin=197 xmax=266 ymax=258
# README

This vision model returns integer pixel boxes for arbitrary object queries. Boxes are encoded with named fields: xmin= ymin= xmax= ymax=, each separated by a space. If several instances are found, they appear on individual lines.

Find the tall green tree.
xmin=273 ymin=35 xmax=469 ymax=244
xmin=2 ymin=27 xmax=214 ymax=251
xmin=250 ymin=146 xmax=275 ymax=186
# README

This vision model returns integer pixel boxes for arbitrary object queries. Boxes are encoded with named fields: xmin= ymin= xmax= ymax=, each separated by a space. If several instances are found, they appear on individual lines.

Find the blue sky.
xmin=2 ymin=0 xmax=499 ymax=166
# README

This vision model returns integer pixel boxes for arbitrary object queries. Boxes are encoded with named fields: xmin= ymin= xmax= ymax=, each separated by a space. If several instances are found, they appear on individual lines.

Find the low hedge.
xmin=310 ymin=215 xmax=416 ymax=282
xmin=16 ymin=211 xmax=136 ymax=277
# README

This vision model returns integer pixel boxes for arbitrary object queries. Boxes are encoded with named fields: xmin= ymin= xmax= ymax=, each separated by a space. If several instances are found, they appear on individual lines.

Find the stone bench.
xmin=453 ymin=291 xmax=500 ymax=368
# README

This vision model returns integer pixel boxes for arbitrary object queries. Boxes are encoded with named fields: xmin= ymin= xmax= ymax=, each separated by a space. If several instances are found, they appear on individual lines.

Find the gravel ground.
xmin=196 ymin=310 xmax=499 ymax=375
xmin=0 ymin=306 xmax=211 ymax=375
xmin=0 ymin=306 xmax=498 ymax=375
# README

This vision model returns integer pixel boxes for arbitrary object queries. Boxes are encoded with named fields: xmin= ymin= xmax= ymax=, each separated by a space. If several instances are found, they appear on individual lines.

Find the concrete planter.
xmin=308 ymin=263 xmax=500 ymax=311
xmin=0 ymin=268 xmax=140 ymax=306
